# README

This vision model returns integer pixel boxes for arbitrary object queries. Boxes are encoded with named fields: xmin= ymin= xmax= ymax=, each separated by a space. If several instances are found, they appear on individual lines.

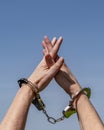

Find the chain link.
xmin=42 ymin=109 xmax=65 ymax=124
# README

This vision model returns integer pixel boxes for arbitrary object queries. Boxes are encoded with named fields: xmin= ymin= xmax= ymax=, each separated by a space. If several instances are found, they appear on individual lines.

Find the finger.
xmin=41 ymin=57 xmax=64 ymax=86
xmin=42 ymin=49 xmax=47 ymax=55
xmin=48 ymin=57 xmax=64 ymax=76
xmin=45 ymin=54 xmax=55 ymax=68
xmin=42 ymin=40 xmax=47 ymax=50
xmin=42 ymin=36 xmax=52 ymax=56
xmin=43 ymin=36 xmax=52 ymax=51
xmin=43 ymin=36 xmax=63 ymax=59
xmin=51 ymin=37 xmax=57 ymax=46
xmin=51 ymin=36 xmax=63 ymax=58
xmin=43 ymin=36 xmax=55 ymax=57
xmin=42 ymin=36 xmax=63 ymax=60
xmin=38 ymin=57 xmax=64 ymax=91
xmin=42 ymin=40 xmax=49 ymax=55
xmin=42 ymin=40 xmax=46 ymax=49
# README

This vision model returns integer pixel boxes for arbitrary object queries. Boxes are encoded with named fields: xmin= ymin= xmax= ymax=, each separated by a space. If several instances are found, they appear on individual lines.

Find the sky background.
xmin=0 ymin=0 xmax=104 ymax=130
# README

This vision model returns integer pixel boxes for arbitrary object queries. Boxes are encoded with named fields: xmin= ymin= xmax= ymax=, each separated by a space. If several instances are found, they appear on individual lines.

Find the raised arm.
xmin=42 ymin=36 xmax=104 ymax=130
xmin=0 ymin=43 xmax=64 ymax=130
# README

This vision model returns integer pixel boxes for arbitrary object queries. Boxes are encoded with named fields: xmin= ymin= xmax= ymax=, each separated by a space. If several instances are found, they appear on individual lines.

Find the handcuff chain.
xmin=18 ymin=79 xmax=91 ymax=124
xmin=42 ymin=109 xmax=65 ymax=124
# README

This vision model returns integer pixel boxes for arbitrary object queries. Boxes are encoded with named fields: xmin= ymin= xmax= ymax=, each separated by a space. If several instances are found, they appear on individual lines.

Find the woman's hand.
xmin=42 ymin=36 xmax=81 ymax=97
xmin=28 ymin=44 xmax=64 ymax=92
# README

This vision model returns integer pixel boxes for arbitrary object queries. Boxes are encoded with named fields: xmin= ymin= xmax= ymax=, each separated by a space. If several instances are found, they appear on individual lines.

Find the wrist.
xmin=18 ymin=78 xmax=39 ymax=100
xmin=68 ymin=83 xmax=82 ymax=98
xmin=18 ymin=85 xmax=35 ymax=102
xmin=28 ymin=75 xmax=38 ymax=85
xmin=70 ymin=87 xmax=91 ymax=109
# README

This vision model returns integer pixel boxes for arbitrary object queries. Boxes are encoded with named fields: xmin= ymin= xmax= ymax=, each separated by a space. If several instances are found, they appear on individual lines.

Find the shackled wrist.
xmin=68 ymin=83 xmax=82 ymax=98
xmin=17 ymin=79 xmax=91 ymax=124
xmin=18 ymin=78 xmax=39 ymax=98
xmin=63 ymin=87 xmax=91 ymax=118
xmin=70 ymin=87 xmax=91 ymax=110
xmin=18 ymin=78 xmax=45 ymax=110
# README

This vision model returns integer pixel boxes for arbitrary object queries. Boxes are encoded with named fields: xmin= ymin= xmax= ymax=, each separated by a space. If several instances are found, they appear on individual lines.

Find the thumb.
xmin=38 ymin=57 xmax=64 ymax=91
xmin=48 ymin=57 xmax=64 ymax=76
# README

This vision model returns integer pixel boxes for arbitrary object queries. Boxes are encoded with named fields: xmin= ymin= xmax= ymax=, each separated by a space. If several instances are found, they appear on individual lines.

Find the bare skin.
xmin=0 ymin=45 xmax=64 ymax=130
xmin=42 ymin=36 xmax=82 ymax=96
xmin=42 ymin=36 xmax=104 ymax=130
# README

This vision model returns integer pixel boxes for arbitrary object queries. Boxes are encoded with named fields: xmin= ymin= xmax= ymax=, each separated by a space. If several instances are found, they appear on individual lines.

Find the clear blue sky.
xmin=0 ymin=0 xmax=104 ymax=129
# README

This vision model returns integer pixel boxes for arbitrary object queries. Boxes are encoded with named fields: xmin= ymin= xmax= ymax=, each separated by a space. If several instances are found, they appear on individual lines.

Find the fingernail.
xmin=53 ymin=37 xmax=57 ymax=40
xmin=59 ymin=36 xmax=63 ymax=40
xmin=44 ymin=35 xmax=48 ymax=39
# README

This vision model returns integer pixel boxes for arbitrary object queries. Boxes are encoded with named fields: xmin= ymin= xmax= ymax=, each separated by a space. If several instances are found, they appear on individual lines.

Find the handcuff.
xmin=18 ymin=78 xmax=91 ymax=124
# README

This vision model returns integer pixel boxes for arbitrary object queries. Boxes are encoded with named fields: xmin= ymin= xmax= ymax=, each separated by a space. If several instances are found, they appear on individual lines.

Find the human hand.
xmin=28 ymin=42 xmax=64 ymax=92
xmin=42 ymin=36 xmax=81 ymax=97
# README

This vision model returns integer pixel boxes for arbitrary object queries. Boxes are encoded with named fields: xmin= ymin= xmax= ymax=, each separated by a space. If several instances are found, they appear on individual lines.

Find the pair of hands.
xmin=28 ymin=36 xmax=63 ymax=90
xmin=28 ymin=36 xmax=80 ymax=97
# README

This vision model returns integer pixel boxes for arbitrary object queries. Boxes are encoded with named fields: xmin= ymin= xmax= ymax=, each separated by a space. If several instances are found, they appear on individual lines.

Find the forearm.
xmin=76 ymin=94 xmax=104 ymax=130
xmin=55 ymin=63 xmax=104 ymax=130
xmin=0 ymin=85 xmax=34 ymax=130
xmin=55 ymin=63 xmax=81 ymax=97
